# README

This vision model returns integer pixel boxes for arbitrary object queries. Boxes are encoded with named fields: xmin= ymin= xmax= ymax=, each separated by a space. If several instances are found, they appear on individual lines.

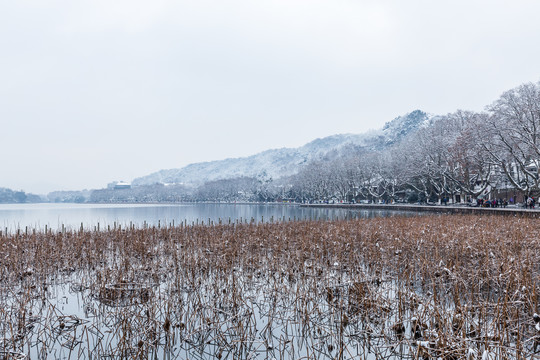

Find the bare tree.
xmin=443 ymin=111 xmax=492 ymax=200
xmin=482 ymin=81 xmax=540 ymax=197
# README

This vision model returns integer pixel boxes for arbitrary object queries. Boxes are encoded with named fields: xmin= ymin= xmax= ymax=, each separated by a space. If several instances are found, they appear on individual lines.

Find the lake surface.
xmin=0 ymin=203 xmax=420 ymax=232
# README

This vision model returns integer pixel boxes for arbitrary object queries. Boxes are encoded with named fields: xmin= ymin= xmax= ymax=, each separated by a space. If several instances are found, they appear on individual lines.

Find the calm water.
xmin=0 ymin=203 xmax=419 ymax=232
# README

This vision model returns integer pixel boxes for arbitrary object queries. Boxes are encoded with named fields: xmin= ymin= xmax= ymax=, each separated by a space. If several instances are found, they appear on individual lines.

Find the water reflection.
xmin=0 ymin=203 xmax=421 ymax=232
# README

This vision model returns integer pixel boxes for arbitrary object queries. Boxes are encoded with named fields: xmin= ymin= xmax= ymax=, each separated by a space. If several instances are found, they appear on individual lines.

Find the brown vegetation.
xmin=0 ymin=215 xmax=539 ymax=359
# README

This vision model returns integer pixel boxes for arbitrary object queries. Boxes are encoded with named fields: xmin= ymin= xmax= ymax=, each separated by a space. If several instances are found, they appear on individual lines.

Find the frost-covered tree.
xmin=406 ymin=119 xmax=454 ymax=202
xmin=442 ymin=111 xmax=492 ymax=199
xmin=325 ymin=158 xmax=353 ymax=201
xmin=255 ymin=171 xmax=275 ymax=202
xmin=482 ymin=81 xmax=540 ymax=196
xmin=385 ymin=147 xmax=413 ymax=201
xmin=362 ymin=153 xmax=389 ymax=202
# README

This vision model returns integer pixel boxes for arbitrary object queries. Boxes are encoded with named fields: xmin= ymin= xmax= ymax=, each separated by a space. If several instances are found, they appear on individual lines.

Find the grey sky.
xmin=1 ymin=0 xmax=540 ymax=194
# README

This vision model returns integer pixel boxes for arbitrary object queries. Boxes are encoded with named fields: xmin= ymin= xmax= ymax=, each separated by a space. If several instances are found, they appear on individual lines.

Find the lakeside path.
xmin=300 ymin=203 xmax=540 ymax=217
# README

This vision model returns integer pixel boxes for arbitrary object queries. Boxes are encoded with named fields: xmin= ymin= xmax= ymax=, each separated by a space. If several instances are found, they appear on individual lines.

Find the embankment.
xmin=300 ymin=203 xmax=540 ymax=217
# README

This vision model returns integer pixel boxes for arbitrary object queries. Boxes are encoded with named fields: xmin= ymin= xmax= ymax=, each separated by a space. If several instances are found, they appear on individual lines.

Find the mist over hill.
xmin=2 ymin=110 xmax=432 ymax=203
xmin=133 ymin=110 xmax=432 ymax=187
xmin=9 ymin=79 xmax=538 ymax=205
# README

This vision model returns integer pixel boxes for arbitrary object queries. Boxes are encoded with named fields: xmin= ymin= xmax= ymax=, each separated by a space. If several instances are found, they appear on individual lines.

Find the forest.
xmin=6 ymin=81 xmax=540 ymax=205
xmin=88 ymin=81 xmax=540 ymax=205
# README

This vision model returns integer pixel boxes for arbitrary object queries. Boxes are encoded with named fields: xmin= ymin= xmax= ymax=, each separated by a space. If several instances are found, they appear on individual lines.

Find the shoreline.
xmin=300 ymin=203 xmax=540 ymax=217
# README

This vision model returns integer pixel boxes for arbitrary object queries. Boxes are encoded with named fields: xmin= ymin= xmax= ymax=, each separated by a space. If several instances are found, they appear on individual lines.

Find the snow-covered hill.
xmin=132 ymin=110 xmax=432 ymax=187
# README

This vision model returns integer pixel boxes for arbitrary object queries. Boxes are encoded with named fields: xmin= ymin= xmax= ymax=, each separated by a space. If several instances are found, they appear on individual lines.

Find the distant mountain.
xmin=381 ymin=109 xmax=433 ymax=145
xmin=0 ymin=187 xmax=44 ymax=203
xmin=132 ymin=110 xmax=432 ymax=187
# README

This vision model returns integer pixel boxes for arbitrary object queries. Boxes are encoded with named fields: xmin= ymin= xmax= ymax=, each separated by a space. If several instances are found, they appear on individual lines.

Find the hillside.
xmin=132 ymin=110 xmax=432 ymax=187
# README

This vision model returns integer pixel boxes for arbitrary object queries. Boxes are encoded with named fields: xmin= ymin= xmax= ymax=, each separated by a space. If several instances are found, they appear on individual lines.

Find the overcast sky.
xmin=1 ymin=0 xmax=540 ymax=194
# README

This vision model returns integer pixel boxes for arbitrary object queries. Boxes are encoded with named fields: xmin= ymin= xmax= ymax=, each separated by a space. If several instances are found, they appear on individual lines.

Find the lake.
xmin=0 ymin=203 xmax=420 ymax=232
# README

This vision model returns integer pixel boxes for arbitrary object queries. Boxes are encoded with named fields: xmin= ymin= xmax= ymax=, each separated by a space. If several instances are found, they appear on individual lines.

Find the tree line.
xmin=68 ymin=80 xmax=540 ymax=204
xmin=286 ymin=81 xmax=540 ymax=204
xmin=0 ymin=188 xmax=42 ymax=203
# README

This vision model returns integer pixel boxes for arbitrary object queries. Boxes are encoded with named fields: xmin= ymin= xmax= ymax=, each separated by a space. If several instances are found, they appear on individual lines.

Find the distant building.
xmin=108 ymin=181 xmax=132 ymax=190
xmin=114 ymin=181 xmax=131 ymax=190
